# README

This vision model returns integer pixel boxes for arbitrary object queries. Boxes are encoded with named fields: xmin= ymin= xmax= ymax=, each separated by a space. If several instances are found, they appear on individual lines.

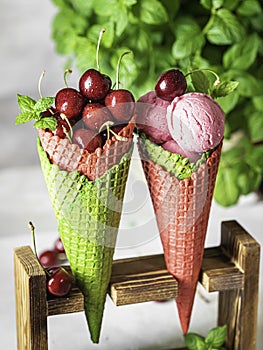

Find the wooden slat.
xmin=110 ymin=254 xmax=178 ymax=305
xmin=201 ymin=247 xmax=243 ymax=292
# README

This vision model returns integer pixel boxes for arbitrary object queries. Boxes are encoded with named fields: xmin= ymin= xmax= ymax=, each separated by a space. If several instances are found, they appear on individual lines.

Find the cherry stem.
xmin=38 ymin=71 xmax=46 ymax=99
xmin=63 ymin=69 xmax=72 ymax=88
xmin=185 ymin=68 xmax=221 ymax=87
xmin=60 ymin=113 xmax=73 ymax=141
xmin=96 ymin=28 xmax=106 ymax=72
xmin=116 ymin=51 xmax=132 ymax=90
xmin=99 ymin=121 xmax=128 ymax=141
xmin=28 ymin=221 xmax=51 ymax=276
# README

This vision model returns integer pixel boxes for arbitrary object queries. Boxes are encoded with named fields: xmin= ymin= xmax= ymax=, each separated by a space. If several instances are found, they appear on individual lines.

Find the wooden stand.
xmin=14 ymin=220 xmax=260 ymax=350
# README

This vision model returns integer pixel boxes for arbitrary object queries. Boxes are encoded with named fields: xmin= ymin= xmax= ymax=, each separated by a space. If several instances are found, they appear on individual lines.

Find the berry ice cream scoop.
xmin=166 ymin=92 xmax=224 ymax=153
xmin=136 ymin=91 xmax=171 ymax=144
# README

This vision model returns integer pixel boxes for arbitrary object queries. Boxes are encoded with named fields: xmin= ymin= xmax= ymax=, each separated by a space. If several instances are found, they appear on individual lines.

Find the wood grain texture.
xmin=218 ymin=220 xmax=260 ymax=350
xmin=13 ymin=220 xmax=260 ymax=350
xmin=14 ymin=246 xmax=48 ymax=350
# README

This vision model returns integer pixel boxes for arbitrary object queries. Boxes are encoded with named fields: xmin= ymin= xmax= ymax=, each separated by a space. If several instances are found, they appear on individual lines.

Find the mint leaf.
xmin=34 ymin=117 xmax=58 ymax=130
xmin=15 ymin=112 xmax=37 ymax=125
xmin=205 ymin=325 xmax=226 ymax=348
xmin=212 ymin=81 xmax=239 ymax=98
xmin=184 ymin=333 xmax=206 ymax=350
xmin=16 ymin=93 xmax=56 ymax=129
xmin=34 ymin=97 xmax=55 ymax=113
xmin=17 ymin=94 xmax=36 ymax=113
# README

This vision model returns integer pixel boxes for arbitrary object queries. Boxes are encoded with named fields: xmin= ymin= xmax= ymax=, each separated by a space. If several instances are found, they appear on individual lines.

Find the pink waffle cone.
xmin=38 ymin=116 xmax=135 ymax=180
xmin=138 ymin=141 xmax=222 ymax=333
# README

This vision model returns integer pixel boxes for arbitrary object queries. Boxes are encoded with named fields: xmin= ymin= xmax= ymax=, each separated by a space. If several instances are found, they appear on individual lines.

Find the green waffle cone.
xmin=37 ymin=138 xmax=133 ymax=343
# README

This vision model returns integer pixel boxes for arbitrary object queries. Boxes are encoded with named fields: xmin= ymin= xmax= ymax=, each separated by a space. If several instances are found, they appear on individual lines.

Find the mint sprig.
xmin=184 ymin=325 xmax=227 ymax=350
xmin=15 ymin=94 xmax=56 ymax=130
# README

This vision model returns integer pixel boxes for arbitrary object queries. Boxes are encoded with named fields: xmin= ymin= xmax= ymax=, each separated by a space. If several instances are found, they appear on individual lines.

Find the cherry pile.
xmin=44 ymin=30 xmax=135 ymax=152
xmin=28 ymin=222 xmax=73 ymax=297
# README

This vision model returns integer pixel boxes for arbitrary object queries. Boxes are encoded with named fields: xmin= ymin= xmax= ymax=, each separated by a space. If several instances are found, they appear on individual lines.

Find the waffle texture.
xmin=37 ymin=118 xmax=134 ymax=343
xmin=138 ymin=137 xmax=222 ymax=333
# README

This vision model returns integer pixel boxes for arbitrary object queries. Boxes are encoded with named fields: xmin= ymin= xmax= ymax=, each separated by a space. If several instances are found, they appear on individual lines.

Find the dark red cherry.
xmin=55 ymin=87 xmax=86 ymax=119
xmin=79 ymin=68 xmax=111 ymax=101
xmin=39 ymin=250 xmax=60 ymax=268
xmin=82 ymin=103 xmax=113 ymax=131
xmin=155 ymin=69 xmax=187 ymax=101
xmin=47 ymin=267 xmax=73 ymax=297
xmin=73 ymin=128 xmax=103 ymax=153
xmin=105 ymin=89 xmax=135 ymax=122
xmin=53 ymin=237 xmax=65 ymax=254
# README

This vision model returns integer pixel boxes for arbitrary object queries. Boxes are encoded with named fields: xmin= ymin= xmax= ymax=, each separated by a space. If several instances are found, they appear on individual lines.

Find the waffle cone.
xmin=37 ymin=119 xmax=134 ymax=343
xmin=138 ymin=138 xmax=222 ymax=333
xmin=38 ymin=116 xmax=135 ymax=181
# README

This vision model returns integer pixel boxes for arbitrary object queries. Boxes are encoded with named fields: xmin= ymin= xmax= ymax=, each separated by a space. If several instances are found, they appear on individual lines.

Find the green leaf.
xmin=236 ymin=72 xmax=260 ymax=97
xmin=184 ymin=333 xmax=206 ymax=350
xmin=217 ymin=91 xmax=239 ymax=114
xmin=15 ymin=112 xmax=37 ymax=125
xmin=172 ymin=17 xmax=205 ymax=59
xmin=223 ymin=34 xmax=260 ymax=70
xmin=237 ymin=0 xmax=262 ymax=17
xmin=247 ymin=111 xmax=263 ymax=143
xmin=206 ymin=9 xmax=245 ymax=45
xmin=253 ymin=96 xmax=263 ymax=111
xmin=212 ymin=81 xmax=239 ymax=98
xmin=17 ymin=94 xmax=36 ymax=113
xmin=93 ymin=0 xmax=116 ymax=16
xmin=190 ymin=70 xmax=210 ymax=94
xmin=34 ymin=117 xmax=58 ymax=131
xmin=34 ymin=97 xmax=55 ymax=113
xmin=214 ymin=160 xmax=241 ymax=206
xmin=115 ymin=5 xmax=129 ymax=36
xmin=205 ymin=325 xmax=227 ymax=348
xmin=140 ymin=0 xmax=168 ymax=25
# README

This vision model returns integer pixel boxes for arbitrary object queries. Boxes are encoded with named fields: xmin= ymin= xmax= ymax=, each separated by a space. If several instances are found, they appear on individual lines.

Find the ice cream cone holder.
xmin=14 ymin=220 xmax=260 ymax=350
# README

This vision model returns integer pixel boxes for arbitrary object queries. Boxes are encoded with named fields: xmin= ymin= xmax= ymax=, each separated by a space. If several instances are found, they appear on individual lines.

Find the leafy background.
xmin=50 ymin=0 xmax=263 ymax=207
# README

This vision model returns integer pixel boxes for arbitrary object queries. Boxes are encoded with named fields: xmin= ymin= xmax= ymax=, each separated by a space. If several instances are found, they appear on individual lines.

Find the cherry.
xmin=47 ymin=267 xmax=73 ymax=297
xmin=53 ymin=237 xmax=65 ymax=254
xmin=155 ymin=69 xmax=187 ymax=101
xmin=79 ymin=29 xmax=111 ymax=101
xmin=55 ymin=87 xmax=86 ymax=119
xmin=73 ymin=128 xmax=103 ymax=153
xmin=105 ymin=89 xmax=135 ymax=121
xmin=104 ymin=51 xmax=135 ymax=121
xmin=82 ymin=103 xmax=113 ymax=132
xmin=79 ymin=69 xmax=111 ymax=101
xmin=54 ymin=115 xmax=71 ymax=139
xmin=39 ymin=249 xmax=60 ymax=268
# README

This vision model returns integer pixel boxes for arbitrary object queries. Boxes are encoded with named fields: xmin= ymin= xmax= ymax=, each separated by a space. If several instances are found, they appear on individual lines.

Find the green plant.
xmin=184 ymin=325 xmax=227 ymax=350
xmin=50 ymin=0 xmax=263 ymax=206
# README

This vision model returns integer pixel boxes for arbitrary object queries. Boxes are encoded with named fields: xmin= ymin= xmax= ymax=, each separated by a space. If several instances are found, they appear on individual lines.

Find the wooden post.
xmin=218 ymin=221 xmax=260 ymax=350
xmin=14 ymin=246 xmax=48 ymax=350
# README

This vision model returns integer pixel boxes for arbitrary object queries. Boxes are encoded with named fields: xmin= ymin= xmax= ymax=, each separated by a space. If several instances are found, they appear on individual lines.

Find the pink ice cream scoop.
xmin=162 ymin=139 xmax=201 ymax=163
xmin=136 ymin=91 xmax=172 ymax=144
xmin=166 ymin=92 xmax=224 ymax=152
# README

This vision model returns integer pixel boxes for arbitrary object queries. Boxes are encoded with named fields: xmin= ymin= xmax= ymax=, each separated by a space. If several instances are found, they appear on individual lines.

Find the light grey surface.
xmin=0 ymin=1 xmax=262 ymax=349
